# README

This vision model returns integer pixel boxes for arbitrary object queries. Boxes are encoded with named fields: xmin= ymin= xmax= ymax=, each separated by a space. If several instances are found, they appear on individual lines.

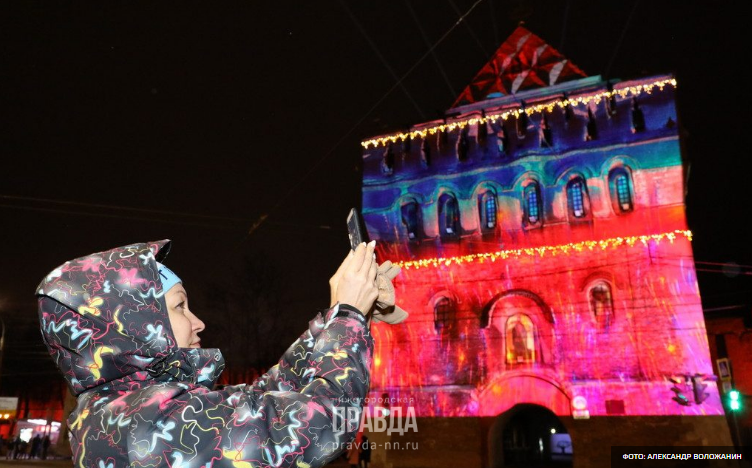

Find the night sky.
xmin=1 ymin=1 xmax=750 ymax=387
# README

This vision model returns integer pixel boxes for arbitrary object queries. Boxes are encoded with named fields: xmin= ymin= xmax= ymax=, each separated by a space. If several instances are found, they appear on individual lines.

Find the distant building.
xmin=0 ymin=380 xmax=67 ymax=451
xmin=360 ymin=26 xmax=733 ymax=467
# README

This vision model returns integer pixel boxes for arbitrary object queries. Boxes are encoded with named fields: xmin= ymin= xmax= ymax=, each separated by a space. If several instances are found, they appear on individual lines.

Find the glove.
xmin=370 ymin=260 xmax=408 ymax=324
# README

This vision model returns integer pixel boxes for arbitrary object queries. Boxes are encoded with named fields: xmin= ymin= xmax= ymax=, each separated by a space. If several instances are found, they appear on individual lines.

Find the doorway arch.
xmin=488 ymin=404 xmax=573 ymax=467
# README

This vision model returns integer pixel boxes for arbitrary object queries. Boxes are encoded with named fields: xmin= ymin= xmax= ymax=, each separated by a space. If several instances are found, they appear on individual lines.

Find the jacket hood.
xmin=37 ymin=240 xmax=224 ymax=396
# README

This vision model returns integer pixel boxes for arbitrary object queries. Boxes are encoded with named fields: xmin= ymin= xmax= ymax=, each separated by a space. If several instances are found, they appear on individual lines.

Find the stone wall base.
xmin=365 ymin=415 xmax=735 ymax=468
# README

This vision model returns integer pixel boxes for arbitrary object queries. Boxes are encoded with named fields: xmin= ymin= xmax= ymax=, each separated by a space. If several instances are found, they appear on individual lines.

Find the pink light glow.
xmin=369 ymin=234 xmax=722 ymax=418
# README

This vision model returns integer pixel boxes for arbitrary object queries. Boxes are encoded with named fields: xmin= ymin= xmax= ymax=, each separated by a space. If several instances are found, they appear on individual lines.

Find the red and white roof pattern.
xmin=452 ymin=25 xmax=587 ymax=107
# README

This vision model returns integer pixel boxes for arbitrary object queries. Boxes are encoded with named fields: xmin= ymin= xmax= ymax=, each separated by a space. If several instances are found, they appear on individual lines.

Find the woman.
xmin=37 ymin=239 xmax=378 ymax=468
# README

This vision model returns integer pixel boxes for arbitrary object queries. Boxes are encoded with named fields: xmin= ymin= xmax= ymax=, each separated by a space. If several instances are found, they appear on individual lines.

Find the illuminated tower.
xmin=360 ymin=26 xmax=732 ymax=467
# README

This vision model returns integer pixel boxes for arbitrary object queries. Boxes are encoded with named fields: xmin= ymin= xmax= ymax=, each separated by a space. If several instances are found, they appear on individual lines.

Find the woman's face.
xmin=165 ymin=283 xmax=205 ymax=348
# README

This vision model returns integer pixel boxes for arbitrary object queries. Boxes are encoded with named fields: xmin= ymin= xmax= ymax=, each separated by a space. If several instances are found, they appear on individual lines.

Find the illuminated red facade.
xmin=360 ymin=27 xmax=731 ymax=466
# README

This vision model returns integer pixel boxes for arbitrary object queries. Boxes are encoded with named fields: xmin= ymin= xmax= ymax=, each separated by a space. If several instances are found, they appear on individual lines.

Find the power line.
xmin=232 ymin=0 xmax=487 ymax=251
xmin=703 ymin=305 xmax=748 ymax=313
xmin=653 ymin=255 xmax=752 ymax=270
xmin=488 ymin=0 xmax=499 ymax=48
xmin=339 ymin=0 xmax=426 ymax=120
xmin=0 ymin=203 xmax=238 ymax=230
xmin=404 ymin=0 xmax=456 ymax=101
xmin=0 ymin=195 xmax=334 ymax=232
xmin=603 ymin=0 xmax=641 ymax=80
xmin=696 ymin=268 xmax=752 ymax=277
xmin=559 ymin=0 xmax=571 ymax=54
xmin=653 ymin=257 xmax=752 ymax=275
xmin=446 ymin=0 xmax=488 ymax=58
xmin=0 ymin=194 xmax=248 ymax=222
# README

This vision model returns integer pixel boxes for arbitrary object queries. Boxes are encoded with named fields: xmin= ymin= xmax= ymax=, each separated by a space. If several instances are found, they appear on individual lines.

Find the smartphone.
xmin=347 ymin=208 xmax=369 ymax=250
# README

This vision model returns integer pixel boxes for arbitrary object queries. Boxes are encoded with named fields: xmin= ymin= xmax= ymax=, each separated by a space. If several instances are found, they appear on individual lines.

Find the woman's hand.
xmin=330 ymin=241 xmax=378 ymax=315
xmin=329 ymin=249 xmax=354 ymax=307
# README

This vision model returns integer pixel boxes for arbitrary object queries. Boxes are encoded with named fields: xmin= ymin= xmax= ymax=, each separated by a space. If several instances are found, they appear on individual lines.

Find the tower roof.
xmin=452 ymin=25 xmax=587 ymax=107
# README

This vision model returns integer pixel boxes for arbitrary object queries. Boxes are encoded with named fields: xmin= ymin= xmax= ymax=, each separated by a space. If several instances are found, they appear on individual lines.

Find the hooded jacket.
xmin=37 ymin=240 xmax=372 ymax=468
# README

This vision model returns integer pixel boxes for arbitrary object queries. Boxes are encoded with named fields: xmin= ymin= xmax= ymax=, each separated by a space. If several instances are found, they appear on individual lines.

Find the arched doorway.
xmin=489 ymin=404 xmax=573 ymax=468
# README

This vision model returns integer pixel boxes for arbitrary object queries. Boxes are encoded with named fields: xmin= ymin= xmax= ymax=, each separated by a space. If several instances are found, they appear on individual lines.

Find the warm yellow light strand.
xmin=393 ymin=229 xmax=692 ymax=270
xmin=362 ymin=78 xmax=677 ymax=149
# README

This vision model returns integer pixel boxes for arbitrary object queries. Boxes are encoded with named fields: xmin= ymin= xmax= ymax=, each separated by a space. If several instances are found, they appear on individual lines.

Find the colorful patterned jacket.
xmin=37 ymin=240 xmax=372 ymax=468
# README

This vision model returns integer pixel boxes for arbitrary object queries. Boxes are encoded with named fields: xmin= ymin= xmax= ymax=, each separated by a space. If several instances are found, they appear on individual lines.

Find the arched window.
xmin=523 ymin=182 xmax=542 ymax=226
xmin=400 ymin=200 xmax=421 ymax=240
xmin=505 ymin=314 xmax=537 ymax=364
xmin=439 ymin=193 xmax=460 ymax=238
xmin=608 ymin=167 xmax=634 ymax=213
xmin=566 ymin=177 xmax=589 ymax=218
xmin=381 ymin=145 xmax=395 ymax=175
xmin=434 ymin=297 xmax=454 ymax=331
xmin=589 ymin=282 xmax=614 ymax=328
xmin=479 ymin=190 xmax=498 ymax=231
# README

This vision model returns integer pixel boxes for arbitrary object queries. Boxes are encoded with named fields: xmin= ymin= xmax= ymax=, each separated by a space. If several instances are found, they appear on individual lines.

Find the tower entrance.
xmin=489 ymin=403 xmax=573 ymax=467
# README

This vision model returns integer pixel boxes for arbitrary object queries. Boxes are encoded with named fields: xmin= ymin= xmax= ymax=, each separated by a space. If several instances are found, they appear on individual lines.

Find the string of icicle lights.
xmin=362 ymin=78 xmax=677 ymax=149
xmin=393 ymin=229 xmax=692 ymax=270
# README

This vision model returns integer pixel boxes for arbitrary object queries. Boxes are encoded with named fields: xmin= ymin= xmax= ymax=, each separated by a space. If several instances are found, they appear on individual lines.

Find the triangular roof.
xmin=452 ymin=25 xmax=587 ymax=107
